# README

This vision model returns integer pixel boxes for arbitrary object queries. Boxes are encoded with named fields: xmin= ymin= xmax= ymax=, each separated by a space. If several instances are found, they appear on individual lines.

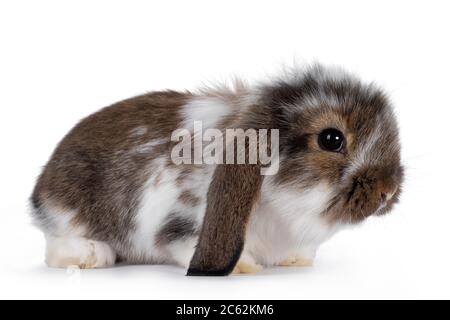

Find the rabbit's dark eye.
xmin=318 ymin=128 xmax=345 ymax=152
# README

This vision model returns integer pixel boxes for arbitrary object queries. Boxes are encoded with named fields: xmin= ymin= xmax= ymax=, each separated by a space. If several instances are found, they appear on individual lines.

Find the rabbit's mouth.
xmin=324 ymin=165 xmax=404 ymax=224
xmin=373 ymin=188 xmax=402 ymax=217
xmin=325 ymin=193 xmax=400 ymax=224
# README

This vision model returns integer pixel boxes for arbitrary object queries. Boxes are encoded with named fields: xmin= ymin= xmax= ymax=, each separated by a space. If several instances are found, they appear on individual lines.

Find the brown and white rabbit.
xmin=31 ymin=64 xmax=404 ymax=276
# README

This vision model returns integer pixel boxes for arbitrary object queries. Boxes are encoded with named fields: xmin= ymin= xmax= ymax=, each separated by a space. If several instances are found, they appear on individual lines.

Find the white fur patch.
xmin=33 ymin=200 xmax=86 ymax=237
xmin=129 ymin=138 xmax=167 ymax=154
xmin=45 ymin=236 xmax=116 ymax=269
xmin=245 ymin=180 xmax=341 ymax=265
xmin=301 ymin=93 xmax=340 ymax=110
xmin=166 ymin=237 xmax=198 ymax=268
xmin=181 ymin=96 xmax=232 ymax=131
xmin=344 ymin=123 xmax=383 ymax=180
xmin=129 ymin=154 xmax=215 ymax=264
xmin=130 ymin=158 xmax=181 ymax=262
xmin=129 ymin=126 xmax=148 ymax=137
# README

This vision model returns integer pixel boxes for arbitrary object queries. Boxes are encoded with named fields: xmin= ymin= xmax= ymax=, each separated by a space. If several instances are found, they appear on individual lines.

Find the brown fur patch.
xmin=178 ymin=190 xmax=201 ymax=207
xmin=32 ymin=91 xmax=191 ymax=254
xmin=155 ymin=212 xmax=198 ymax=246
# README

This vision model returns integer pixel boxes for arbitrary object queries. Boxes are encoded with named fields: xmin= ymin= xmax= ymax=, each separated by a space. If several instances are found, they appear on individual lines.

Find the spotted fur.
xmin=31 ymin=64 xmax=403 ymax=275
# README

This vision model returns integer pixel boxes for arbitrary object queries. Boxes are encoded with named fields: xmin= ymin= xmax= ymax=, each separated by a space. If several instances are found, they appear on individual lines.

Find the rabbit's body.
xmin=32 ymin=91 xmax=218 ymax=268
xmin=31 ymin=65 xmax=403 ymax=274
xmin=32 ymin=90 xmax=337 ymax=270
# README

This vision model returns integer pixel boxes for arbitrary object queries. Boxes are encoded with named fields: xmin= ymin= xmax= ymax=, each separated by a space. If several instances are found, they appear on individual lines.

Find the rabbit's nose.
xmin=380 ymin=186 xmax=398 ymax=203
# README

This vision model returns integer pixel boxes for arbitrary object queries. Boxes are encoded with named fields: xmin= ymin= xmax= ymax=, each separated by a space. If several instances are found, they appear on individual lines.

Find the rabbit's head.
xmin=262 ymin=65 xmax=404 ymax=223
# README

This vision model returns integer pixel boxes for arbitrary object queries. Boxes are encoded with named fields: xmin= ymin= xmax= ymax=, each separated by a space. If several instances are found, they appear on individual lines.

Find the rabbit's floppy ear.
xmin=187 ymin=163 xmax=263 ymax=276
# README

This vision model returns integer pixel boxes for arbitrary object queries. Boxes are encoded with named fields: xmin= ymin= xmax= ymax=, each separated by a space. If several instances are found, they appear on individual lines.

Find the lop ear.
xmin=187 ymin=163 xmax=263 ymax=276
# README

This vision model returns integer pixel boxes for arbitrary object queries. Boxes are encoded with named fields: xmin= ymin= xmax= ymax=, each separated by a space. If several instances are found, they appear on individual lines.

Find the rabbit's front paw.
xmin=232 ymin=261 xmax=263 ymax=274
xmin=232 ymin=251 xmax=262 ymax=274
xmin=279 ymin=256 xmax=313 ymax=267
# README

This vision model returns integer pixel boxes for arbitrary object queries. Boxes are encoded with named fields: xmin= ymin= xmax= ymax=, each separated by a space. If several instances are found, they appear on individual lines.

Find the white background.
xmin=1 ymin=0 xmax=449 ymax=300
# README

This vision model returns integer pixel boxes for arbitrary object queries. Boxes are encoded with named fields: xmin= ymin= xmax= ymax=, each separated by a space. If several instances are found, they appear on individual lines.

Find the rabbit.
xmin=30 ymin=64 xmax=404 ymax=276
